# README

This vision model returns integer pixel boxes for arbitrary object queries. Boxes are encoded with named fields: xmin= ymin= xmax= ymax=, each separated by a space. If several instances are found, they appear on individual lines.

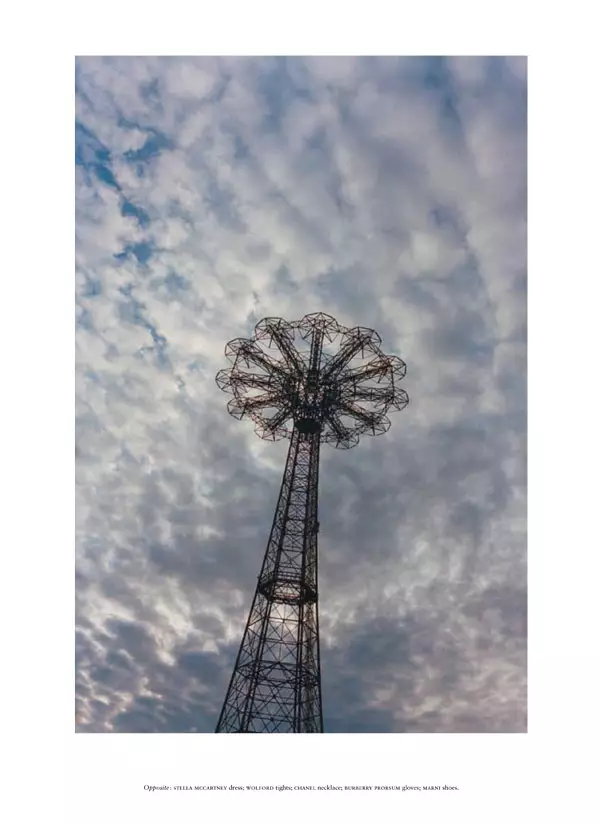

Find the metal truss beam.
xmin=214 ymin=313 xmax=408 ymax=732
xmin=215 ymin=428 xmax=322 ymax=733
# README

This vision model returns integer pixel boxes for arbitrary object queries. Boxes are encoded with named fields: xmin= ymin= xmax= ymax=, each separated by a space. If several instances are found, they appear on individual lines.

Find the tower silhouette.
xmin=214 ymin=312 xmax=408 ymax=732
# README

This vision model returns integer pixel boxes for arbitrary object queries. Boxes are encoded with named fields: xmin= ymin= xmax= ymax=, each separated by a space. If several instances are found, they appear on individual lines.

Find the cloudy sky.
xmin=75 ymin=55 xmax=526 ymax=734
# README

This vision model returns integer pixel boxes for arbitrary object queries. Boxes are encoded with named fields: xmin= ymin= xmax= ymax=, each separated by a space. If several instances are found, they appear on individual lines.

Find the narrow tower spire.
xmin=214 ymin=313 xmax=408 ymax=732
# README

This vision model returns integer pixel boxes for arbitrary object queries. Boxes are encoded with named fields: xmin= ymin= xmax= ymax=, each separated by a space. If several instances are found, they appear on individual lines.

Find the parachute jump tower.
xmin=214 ymin=312 xmax=408 ymax=732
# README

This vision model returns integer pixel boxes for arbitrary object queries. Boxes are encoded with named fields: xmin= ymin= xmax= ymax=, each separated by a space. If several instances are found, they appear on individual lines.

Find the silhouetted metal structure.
xmin=214 ymin=312 xmax=408 ymax=732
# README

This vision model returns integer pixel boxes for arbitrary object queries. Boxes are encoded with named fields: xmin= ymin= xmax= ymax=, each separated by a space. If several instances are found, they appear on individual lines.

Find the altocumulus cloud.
xmin=75 ymin=56 xmax=526 ymax=733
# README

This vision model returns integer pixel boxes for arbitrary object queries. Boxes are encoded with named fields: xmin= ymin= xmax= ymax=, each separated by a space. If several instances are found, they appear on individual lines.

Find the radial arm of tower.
xmin=214 ymin=312 xmax=408 ymax=732
xmin=215 ymin=427 xmax=323 ymax=733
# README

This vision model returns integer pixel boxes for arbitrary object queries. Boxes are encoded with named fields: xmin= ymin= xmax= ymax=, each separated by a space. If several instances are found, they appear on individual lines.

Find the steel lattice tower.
xmin=214 ymin=312 xmax=408 ymax=732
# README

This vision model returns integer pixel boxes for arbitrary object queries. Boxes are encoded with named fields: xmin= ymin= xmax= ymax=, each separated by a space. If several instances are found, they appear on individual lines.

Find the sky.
xmin=75 ymin=55 xmax=527 ymax=734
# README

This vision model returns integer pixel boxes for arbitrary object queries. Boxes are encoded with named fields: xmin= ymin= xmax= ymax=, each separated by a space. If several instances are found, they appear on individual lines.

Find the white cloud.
xmin=75 ymin=56 xmax=526 ymax=733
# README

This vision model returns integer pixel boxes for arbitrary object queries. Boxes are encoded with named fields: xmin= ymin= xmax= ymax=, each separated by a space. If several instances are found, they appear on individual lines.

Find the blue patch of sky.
xmin=121 ymin=198 xmax=150 ymax=228
xmin=118 ymin=284 xmax=170 ymax=368
xmin=75 ymin=121 xmax=111 ymax=166
xmin=76 ymin=120 xmax=121 ymax=191
xmin=138 ymin=337 xmax=169 ymax=369
xmin=76 ymin=117 xmax=160 ymax=235
xmin=132 ymin=163 xmax=147 ymax=179
xmin=95 ymin=164 xmax=120 ymax=190
xmin=123 ymin=128 xmax=174 ymax=163
xmin=112 ymin=115 xmax=175 ymax=171
xmin=114 ymin=241 xmax=155 ymax=265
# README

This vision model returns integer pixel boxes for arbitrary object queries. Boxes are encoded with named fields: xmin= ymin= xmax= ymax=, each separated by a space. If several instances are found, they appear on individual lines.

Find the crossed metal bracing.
xmin=214 ymin=313 xmax=409 ymax=732
xmin=216 ymin=311 xmax=408 ymax=450
xmin=215 ymin=429 xmax=322 ymax=733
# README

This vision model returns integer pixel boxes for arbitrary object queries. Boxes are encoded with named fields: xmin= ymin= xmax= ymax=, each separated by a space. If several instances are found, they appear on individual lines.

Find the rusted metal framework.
xmin=214 ymin=312 xmax=408 ymax=732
